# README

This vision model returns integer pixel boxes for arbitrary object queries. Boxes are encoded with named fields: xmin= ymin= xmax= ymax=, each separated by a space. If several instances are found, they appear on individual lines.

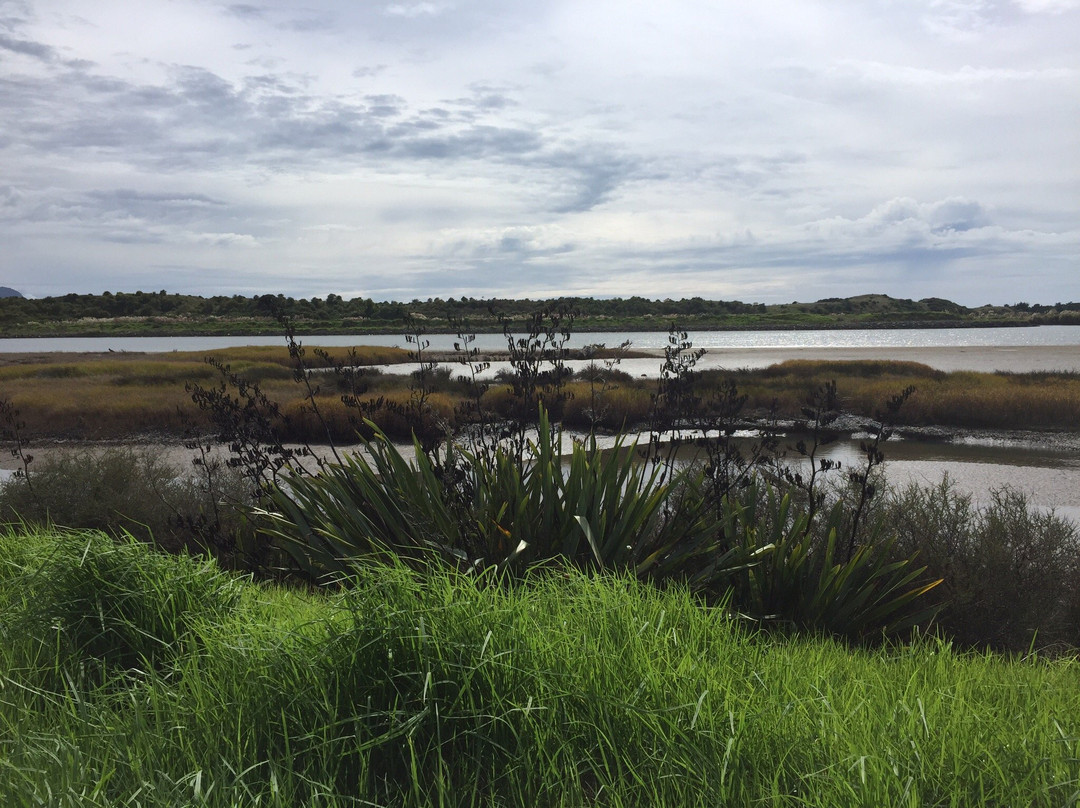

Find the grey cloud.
xmin=279 ymin=14 xmax=335 ymax=33
xmin=538 ymin=149 xmax=642 ymax=213
xmin=853 ymin=197 xmax=994 ymax=238
xmin=225 ymin=4 xmax=265 ymax=20
xmin=0 ymin=2 xmax=32 ymax=37
xmin=393 ymin=125 xmax=542 ymax=160
xmin=924 ymin=198 xmax=992 ymax=232
xmin=1 ymin=59 xmax=549 ymax=168
xmin=364 ymin=94 xmax=406 ymax=117
xmin=696 ymin=153 xmax=808 ymax=194
xmin=1 ymin=45 xmax=643 ymax=213
xmin=0 ymin=181 xmax=258 ymax=253
xmin=0 ymin=33 xmax=55 ymax=60
xmin=85 ymin=189 xmax=230 ymax=219
xmin=442 ymin=84 xmax=521 ymax=119
xmin=352 ymin=64 xmax=387 ymax=78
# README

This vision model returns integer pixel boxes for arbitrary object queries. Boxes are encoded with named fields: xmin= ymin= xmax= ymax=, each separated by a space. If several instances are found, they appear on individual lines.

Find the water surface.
xmin=3 ymin=325 xmax=1079 ymax=354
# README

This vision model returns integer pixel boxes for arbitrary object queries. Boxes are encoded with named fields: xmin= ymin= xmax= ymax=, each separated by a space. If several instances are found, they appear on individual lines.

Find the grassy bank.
xmin=2 ymin=527 xmax=1079 ymax=806
xmin=3 ymin=350 xmax=1080 ymax=442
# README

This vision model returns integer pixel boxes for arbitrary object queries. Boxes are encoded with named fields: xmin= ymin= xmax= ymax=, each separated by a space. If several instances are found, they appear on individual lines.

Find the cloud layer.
xmin=1 ymin=0 xmax=1077 ymax=303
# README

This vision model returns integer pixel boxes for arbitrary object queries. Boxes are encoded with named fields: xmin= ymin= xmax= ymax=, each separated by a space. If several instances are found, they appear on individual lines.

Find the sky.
xmin=0 ymin=0 xmax=1077 ymax=305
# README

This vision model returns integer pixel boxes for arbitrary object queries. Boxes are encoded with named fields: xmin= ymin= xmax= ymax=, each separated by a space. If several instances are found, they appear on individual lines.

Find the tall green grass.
xmin=2 ymin=528 xmax=1079 ymax=807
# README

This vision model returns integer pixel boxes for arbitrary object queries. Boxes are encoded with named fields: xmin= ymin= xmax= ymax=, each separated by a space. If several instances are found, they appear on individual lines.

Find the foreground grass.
xmin=2 ymin=528 xmax=1079 ymax=806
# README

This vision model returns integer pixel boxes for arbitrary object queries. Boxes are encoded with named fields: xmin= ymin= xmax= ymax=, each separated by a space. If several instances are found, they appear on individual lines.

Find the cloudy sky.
xmin=1 ymin=0 xmax=1077 ymax=304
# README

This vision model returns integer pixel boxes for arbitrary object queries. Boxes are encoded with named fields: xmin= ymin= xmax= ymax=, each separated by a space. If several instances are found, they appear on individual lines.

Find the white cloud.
xmin=1014 ymin=0 xmax=1080 ymax=12
xmin=384 ymin=2 xmax=450 ymax=18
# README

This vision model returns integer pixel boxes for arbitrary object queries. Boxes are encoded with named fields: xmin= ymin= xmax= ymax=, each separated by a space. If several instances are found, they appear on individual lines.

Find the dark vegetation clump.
xmin=0 ymin=446 xmax=258 ymax=564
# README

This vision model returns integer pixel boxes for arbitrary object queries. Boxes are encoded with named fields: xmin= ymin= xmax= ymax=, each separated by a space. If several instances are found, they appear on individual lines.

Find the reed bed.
xmin=3 ymin=354 xmax=1080 ymax=441
xmin=725 ymin=362 xmax=1080 ymax=430
xmin=2 ymin=527 xmax=1079 ymax=807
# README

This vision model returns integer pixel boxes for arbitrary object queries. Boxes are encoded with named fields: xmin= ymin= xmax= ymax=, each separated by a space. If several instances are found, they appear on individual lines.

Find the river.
xmin=3 ymin=325 xmax=1080 ymax=353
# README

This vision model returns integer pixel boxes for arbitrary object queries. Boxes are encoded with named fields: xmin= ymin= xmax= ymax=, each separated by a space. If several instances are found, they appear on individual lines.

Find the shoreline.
xmin=6 ymin=422 xmax=1080 ymax=473
xmin=696 ymin=344 xmax=1080 ymax=374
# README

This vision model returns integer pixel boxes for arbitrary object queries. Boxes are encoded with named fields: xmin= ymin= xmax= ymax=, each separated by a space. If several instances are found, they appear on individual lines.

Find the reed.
xmin=178 ymin=344 xmax=412 ymax=367
xmin=726 ymin=361 xmax=1080 ymax=430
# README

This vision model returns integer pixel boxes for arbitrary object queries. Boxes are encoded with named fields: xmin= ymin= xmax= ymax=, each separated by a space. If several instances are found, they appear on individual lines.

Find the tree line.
xmin=2 ymin=290 xmax=1079 ymax=335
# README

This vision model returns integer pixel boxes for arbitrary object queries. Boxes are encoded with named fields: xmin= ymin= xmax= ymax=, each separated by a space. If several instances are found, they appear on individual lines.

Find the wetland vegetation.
xmin=2 ymin=305 xmax=1080 ymax=804
xmin=2 ymin=346 xmax=1079 ymax=443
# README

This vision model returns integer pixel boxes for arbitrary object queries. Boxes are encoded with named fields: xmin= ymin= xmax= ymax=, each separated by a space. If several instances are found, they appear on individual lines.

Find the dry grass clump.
xmin=192 ymin=344 xmax=411 ymax=368
xmin=561 ymin=380 xmax=652 ymax=430
xmin=275 ymin=391 xmax=461 ymax=444
xmin=718 ymin=361 xmax=1080 ymax=430
xmin=755 ymin=359 xmax=947 ymax=381
xmin=0 ymin=347 xmax=410 ymax=440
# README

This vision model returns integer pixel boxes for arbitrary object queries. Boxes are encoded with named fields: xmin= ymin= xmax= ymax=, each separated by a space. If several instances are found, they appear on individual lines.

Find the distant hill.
xmin=1 ymin=291 xmax=1078 ymax=336
xmin=0 ymin=287 xmax=22 ymax=298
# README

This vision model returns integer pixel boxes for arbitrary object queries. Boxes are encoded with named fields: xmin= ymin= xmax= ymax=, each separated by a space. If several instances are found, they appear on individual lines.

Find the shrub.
xmin=883 ymin=477 xmax=1080 ymax=652
xmin=0 ymin=446 xmax=253 ymax=556
xmin=718 ymin=481 xmax=941 ymax=640
xmin=259 ymin=408 xmax=752 ymax=589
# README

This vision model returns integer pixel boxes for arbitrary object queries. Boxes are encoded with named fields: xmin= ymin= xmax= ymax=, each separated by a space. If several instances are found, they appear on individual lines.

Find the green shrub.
xmin=260 ymin=408 xmax=752 ymax=590
xmin=884 ymin=477 xmax=1080 ymax=652
xmin=257 ymin=408 xmax=940 ymax=640
xmin=718 ymin=481 xmax=941 ymax=639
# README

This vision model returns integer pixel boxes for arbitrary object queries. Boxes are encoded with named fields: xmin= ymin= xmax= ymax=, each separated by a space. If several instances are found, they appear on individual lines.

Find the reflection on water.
xmin=635 ymin=431 xmax=1080 ymax=525
xmin=770 ymin=437 xmax=1080 ymax=525
xmin=3 ymin=435 xmax=1078 ymax=525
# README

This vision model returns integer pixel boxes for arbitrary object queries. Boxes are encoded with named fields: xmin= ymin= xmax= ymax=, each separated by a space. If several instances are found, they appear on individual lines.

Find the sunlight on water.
xmin=3 ymin=325 xmax=1080 ymax=354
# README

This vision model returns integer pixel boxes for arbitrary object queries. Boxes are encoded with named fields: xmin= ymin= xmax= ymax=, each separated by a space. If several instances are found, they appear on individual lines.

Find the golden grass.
xmin=730 ymin=363 xmax=1080 ymax=429
xmin=561 ymin=380 xmax=652 ymax=430
xmin=190 ymin=344 xmax=412 ymax=367
xmin=2 ymin=355 xmax=1078 ymax=441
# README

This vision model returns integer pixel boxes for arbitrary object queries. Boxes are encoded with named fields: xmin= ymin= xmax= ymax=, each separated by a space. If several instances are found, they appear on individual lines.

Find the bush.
xmin=883 ymin=477 xmax=1080 ymax=652
xmin=260 ymin=408 xmax=749 ymax=588
xmin=0 ymin=446 xmax=254 ymax=556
